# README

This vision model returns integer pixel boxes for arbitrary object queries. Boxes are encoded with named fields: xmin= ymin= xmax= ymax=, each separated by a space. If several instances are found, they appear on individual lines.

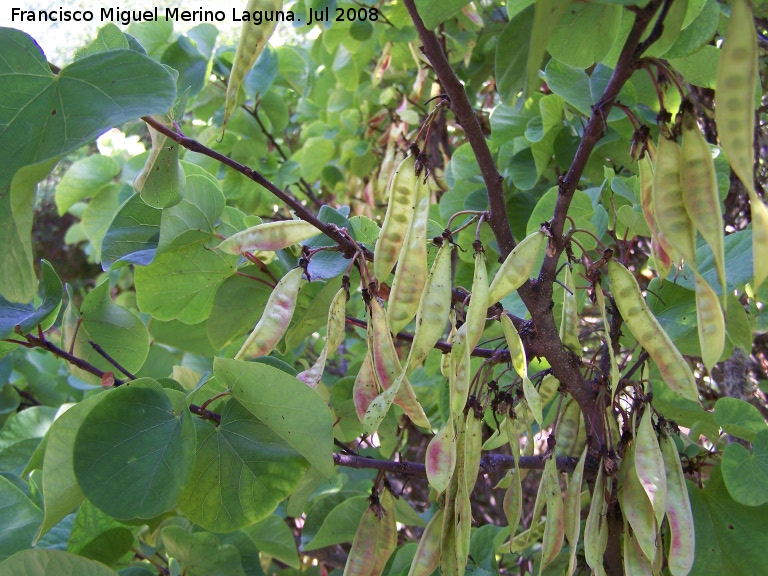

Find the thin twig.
xmin=88 ymin=340 xmax=136 ymax=380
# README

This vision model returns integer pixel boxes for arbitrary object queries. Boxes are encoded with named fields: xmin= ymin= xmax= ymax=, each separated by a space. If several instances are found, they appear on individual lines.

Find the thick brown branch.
xmin=141 ymin=116 xmax=359 ymax=258
xmin=333 ymin=452 xmax=583 ymax=476
xmin=402 ymin=0 xmax=516 ymax=259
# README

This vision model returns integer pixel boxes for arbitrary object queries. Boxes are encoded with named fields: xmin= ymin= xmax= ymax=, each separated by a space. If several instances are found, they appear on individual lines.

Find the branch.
xmin=333 ymin=452 xmax=583 ymax=476
xmin=141 ymin=116 xmax=359 ymax=259
xmin=402 ymin=0 xmax=516 ymax=259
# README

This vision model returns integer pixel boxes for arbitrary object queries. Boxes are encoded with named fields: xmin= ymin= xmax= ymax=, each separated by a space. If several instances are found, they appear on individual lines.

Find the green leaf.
xmin=495 ymin=5 xmax=535 ymax=104
xmin=661 ymin=0 xmax=720 ymax=59
xmin=161 ymin=526 xmax=247 ymax=576
xmin=0 ymin=549 xmax=118 ymax=575
xmin=650 ymin=379 xmax=719 ymax=442
xmin=36 ymin=394 xmax=108 ymax=543
xmin=161 ymin=36 xmax=208 ymax=96
xmin=722 ymin=429 xmax=768 ymax=506
xmin=638 ymin=0 xmax=689 ymax=57
xmin=725 ymin=295 xmax=753 ymax=352
xmin=67 ymin=499 xmax=134 ymax=565
xmin=714 ymin=397 xmax=768 ymax=442
xmin=688 ymin=466 xmax=768 ymax=576
xmin=101 ymin=194 xmax=162 ymax=270
xmin=668 ymin=45 xmax=720 ymax=89
xmin=414 ymin=0 xmax=471 ymax=29
xmin=527 ymin=188 xmax=596 ymax=252
xmin=242 ymin=515 xmax=300 ymax=568
xmin=217 ymin=530 xmax=266 ymax=576
xmin=55 ymin=155 xmax=121 ymax=216
xmin=0 ymin=474 xmax=43 ymax=561
xmin=156 ymin=162 xmax=225 ymax=254
xmin=547 ymin=3 xmax=622 ymax=68
xmin=178 ymin=398 xmax=307 ymax=533
xmin=134 ymin=125 xmax=185 ymax=209
xmin=646 ymin=278 xmax=699 ymax=356
xmin=134 ymin=241 xmax=237 ymax=324
xmin=299 ymin=138 xmax=336 ymax=182
xmin=81 ymin=184 xmax=126 ymax=261
xmin=303 ymin=495 xmax=368 ymax=550
xmin=126 ymin=19 xmax=173 ymax=59
xmin=206 ymin=271 xmax=273 ymax=350
xmin=0 ymin=261 xmax=62 ymax=339
xmin=348 ymin=216 xmax=379 ymax=250
xmin=0 ymin=160 xmax=58 ymax=303
xmin=0 ymin=406 xmax=57 ymax=476
xmin=73 ymin=380 xmax=196 ymax=521
xmin=73 ymin=23 xmax=130 ymax=60
xmin=526 ymin=0 xmax=570 ymax=97
xmin=216 ymin=358 xmax=335 ymax=478
xmin=62 ymin=280 xmax=150 ymax=385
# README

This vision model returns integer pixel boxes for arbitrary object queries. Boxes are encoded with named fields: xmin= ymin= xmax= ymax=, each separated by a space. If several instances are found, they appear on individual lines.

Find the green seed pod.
xmin=235 ymin=267 xmax=304 ymax=360
xmin=407 ymin=508 xmax=443 ymax=576
xmin=653 ymin=133 xmax=696 ymax=267
xmin=540 ymin=458 xmax=565 ymax=572
xmin=635 ymin=410 xmax=667 ymax=527
xmin=134 ymin=124 xmax=185 ymax=209
xmin=693 ymin=270 xmax=725 ymax=372
xmin=465 ymin=249 xmax=490 ymax=350
xmin=503 ymin=419 xmax=523 ymax=546
xmin=565 ymin=446 xmax=588 ymax=576
xmin=623 ymin=519 xmax=655 ymax=576
xmin=555 ymin=398 xmax=585 ymax=458
xmin=560 ymin=266 xmax=581 ymax=355
xmin=216 ymin=220 xmax=320 ymax=254
xmin=449 ymin=324 xmax=471 ymax=418
xmin=500 ymin=315 xmax=542 ymax=423
xmin=584 ymin=459 xmax=607 ymax=571
xmin=488 ymin=229 xmax=546 ymax=304
xmin=681 ymin=109 xmax=726 ymax=294
xmin=594 ymin=280 xmax=620 ymax=405
xmin=607 ymin=260 xmax=699 ymax=403
xmin=659 ymin=433 xmax=695 ymax=576
xmin=353 ymin=349 xmax=379 ymax=423
xmin=405 ymin=241 xmax=453 ymax=373
xmin=297 ymin=284 xmax=348 ymax=388
xmin=224 ymin=0 xmax=283 ymax=129
xmin=374 ymin=154 xmax=419 ymax=282
xmin=619 ymin=442 xmax=658 ymax=562
xmin=343 ymin=490 xmax=397 ymax=576
xmin=388 ymin=164 xmax=430 ymax=334
xmin=426 ymin=420 xmax=456 ymax=494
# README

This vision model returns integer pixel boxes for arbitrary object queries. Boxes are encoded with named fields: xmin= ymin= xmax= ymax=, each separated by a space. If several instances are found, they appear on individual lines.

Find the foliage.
xmin=1 ymin=1 xmax=768 ymax=575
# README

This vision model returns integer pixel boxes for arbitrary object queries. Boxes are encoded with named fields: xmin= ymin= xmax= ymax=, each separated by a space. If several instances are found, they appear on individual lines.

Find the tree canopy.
xmin=1 ymin=1 xmax=768 ymax=575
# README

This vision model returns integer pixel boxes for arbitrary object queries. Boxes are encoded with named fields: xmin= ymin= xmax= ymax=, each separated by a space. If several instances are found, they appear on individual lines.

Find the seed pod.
xmin=488 ymin=229 xmax=547 ymax=304
xmin=539 ymin=374 xmax=560 ymax=407
xmin=594 ymin=280 xmax=620 ymax=404
xmin=465 ymin=249 xmax=490 ymax=350
xmin=405 ymin=241 xmax=453 ymax=373
xmin=623 ymin=519 xmax=655 ymax=576
xmin=716 ymin=0 xmax=758 ymax=190
xmin=500 ymin=315 xmax=542 ymax=423
xmin=134 ymin=124 xmax=184 ymax=209
xmin=584 ymin=459 xmax=607 ymax=571
xmin=692 ymin=270 xmax=725 ymax=373
xmin=216 ymin=220 xmax=320 ymax=254
xmin=635 ymin=409 xmax=667 ymax=527
xmin=560 ymin=266 xmax=581 ymax=355
xmin=441 ymin=311 xmax=457 ymax=379
xmin=503 ymin=419 xmax=523 ymax=545
xmin=426 ymin=420 xmax=456 ymax=494
xmin=353 ymin=350 xmax=379 ymax=423
xmin=343 ymin=490 xmax=397 ymax=576
xmin=224 ymin=0 xmax=283 ymax=128
xmin=619 ymin=443 xmax=658 ymax=562
xmin=639 ymin=144 xmax=674 ymax=278
xmin=565 ymin=446 xmax=588 ymax=576
xmin=716 ymin=0 xmax=766 ymax=288
xmin=653 ymin=133 xmax=696 ymax=267
xmin=540 ymin=457 xmax=565 ymax=572
xmin=369 ymin=299 xmax=430 ymax=429
xmin=408 ymin=508 xmax=443 ymax=576
xmin=449 ymin=324 xmax=471 ymax=418
xmin=463 ymin=410 xmax=484 ymax=494
xmin=607 ymin=260 xmax=699 ymax=403
xmin=555 ymin=398 xmax=585 ymax=458
xmin=681 ymin=108 xmax=726 ymax=294
xmin=297 ymin=284 xmax=348 ymax=388
xmin=374 ymin=154 xmax=419 ymax=282
xmin=388 ymin=163 xmax=430 ymax=334
xmin=235 ymin=267 xmax=304 ymax=360
xmin=440 ymin=415 xmax=466 ymax=576
xmin=659 ymin=433 xmax=695 ymax=576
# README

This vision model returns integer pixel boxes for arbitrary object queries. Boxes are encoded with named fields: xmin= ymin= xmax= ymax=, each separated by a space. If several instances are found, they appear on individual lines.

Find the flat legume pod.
xmin=565 ymin=446 xmax=588 ymax=576
xmin=653 ymin=133 xmax=697 ymax=267
xmin=501 ymin=315 xmax=543 ymax=423
xmin=406 ymin=241 xmax=453 ymax=373
xmin=635 ymin=409 xmax=667 ymax=527
xmin=465 ymin=249 xmax=490 ymax=350
xmin=693 ymin=270 xmax=725 ymax=372
xmin=426 ymin=420 xmax=456 ymax=494
xmin=540 ymin=457 xmax=565 ymax=572
xmin=607 ymin=260 xmax=699 ymax=403
xmin=584 ymin=460 xmax=607 ymax=571
xmin=343 ymin=489 xmax=397 ymax=576
xmin=408 ymin=508 xmax=443 ymax=576
xmin=353 ymin=349 xmax=379 ymax=423
xmin=235 ymin=267 xmax=304 ymax=360
xmin=660 ymin=433 xmax=695 ymax=576
xmin=216 ymin=220 xmax=320 ymax=254
xmin=488 ymin=229 xmax=546 ymax=304
xmin=560 ymin=266 xmax=581 ymax=355
xmin=224 ymin=0 xmax=283 ymax=128
xmin=623 ymin=519 xmax=655 ymax=576
xmin=681 ymin=109 xmax=726 ymax=294
xmin=619 ymin=443 xmax=658 ymax=562
xmin=374 ymin=154 xmax=419 ymax=282
xmin=297 ymin=284 xmax=348 ymax=388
